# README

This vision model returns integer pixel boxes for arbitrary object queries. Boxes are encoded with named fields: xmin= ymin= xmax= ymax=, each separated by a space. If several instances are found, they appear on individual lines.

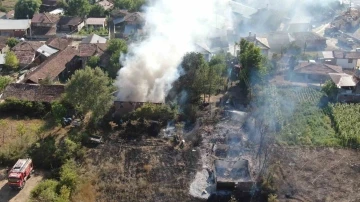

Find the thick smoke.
xmin=115 ymin=0 xmax=232 ymax=102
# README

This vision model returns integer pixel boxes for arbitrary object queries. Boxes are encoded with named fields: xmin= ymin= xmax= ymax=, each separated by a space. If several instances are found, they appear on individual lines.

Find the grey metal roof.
xmin=0 ymin=19 xmax=31 ymax=30
xmin=229 ymin=1 xmax=258 ymax=19
xmin=81 ymin=34 xmax=107 ymax=44
xmin=37 ymin=44 xmax=59 ymax=57
xmin=0 ymin=54 xmax=5 ymax=65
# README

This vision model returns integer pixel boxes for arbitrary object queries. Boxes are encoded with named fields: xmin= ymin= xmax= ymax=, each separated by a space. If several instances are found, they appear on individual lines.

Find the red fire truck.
xmin=7 ymin=158 xmax=33 ymax=189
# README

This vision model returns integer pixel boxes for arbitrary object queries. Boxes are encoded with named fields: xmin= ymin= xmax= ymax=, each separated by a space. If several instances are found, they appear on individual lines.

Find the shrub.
xmin=31 ymin=179 xmax=60 ymax=202
xmin=0 ymin=76 xmax=12 ymax=92
xmin=51 ymin=101 xmax=67 ymax=123
xmin=0 ymin=98 xmax=49 ymax=116
xmin=322 ymin=80 xmax=338 ymax=101
xmin=59 ymin=160 xmax=79 ymax=192
xmin=132 ymin=103 xmax=178 ymax=123
xmin=56 ymin=138 xmax=84 ymax=163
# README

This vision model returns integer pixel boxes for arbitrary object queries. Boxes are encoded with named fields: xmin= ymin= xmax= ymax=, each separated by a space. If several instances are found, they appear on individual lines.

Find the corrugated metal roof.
xmin=86 ymin=18 xmax=106 ymax=25
xmin=329 ymin=73 xmax=358 ymax=87
xmin=37 ymin=44 xmax=59 ymax=57
xmin=322 ymin=51 xmax=334 ymax=59
xmin=0 ymin=54 xmax=5 ymax=65
xmin=0 ymin=19 xmax=30 ymax=30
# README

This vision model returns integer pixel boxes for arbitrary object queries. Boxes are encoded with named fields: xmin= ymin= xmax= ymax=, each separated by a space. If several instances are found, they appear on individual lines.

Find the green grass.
xmin=1 ymin=0 xmax=17 ymax=11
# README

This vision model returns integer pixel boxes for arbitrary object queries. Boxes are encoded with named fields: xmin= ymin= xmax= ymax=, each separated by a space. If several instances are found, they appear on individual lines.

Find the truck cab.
xmin=7 ymin=158 xmax=33 ymax=189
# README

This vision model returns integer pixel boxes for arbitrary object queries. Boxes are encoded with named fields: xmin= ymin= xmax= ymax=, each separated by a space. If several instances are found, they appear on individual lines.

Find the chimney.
xmin=249 ymin=31 xmax=251 ymax=37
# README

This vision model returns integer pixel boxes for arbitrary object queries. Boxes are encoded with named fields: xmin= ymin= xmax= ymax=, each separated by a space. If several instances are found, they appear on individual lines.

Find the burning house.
xmin=214 ymin=159 xmax=254 ymax=191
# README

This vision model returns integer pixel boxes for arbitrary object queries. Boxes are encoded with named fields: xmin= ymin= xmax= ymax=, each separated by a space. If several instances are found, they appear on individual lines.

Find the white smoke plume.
xmin=115 ymin=0 xmax=232 ymax=102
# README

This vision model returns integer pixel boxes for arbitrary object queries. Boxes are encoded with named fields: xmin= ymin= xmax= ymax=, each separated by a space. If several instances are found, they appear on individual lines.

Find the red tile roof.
xmin=12 ymin=41 xmax=44 ymax=65
xmin=2 ymin=83 xmax=64 ymax=102
xmin=295 ymin=62 xmax=343 ymax=75
xmin=25 ymin=46 xmax=77 ymax=83
xmin=46 ymin=37 xmax=72 ymax=50
xmin=58 ymin=16 xmax=83 ymax=26
xmin=78 ymin=43 xmax=107 ymax=57
xmin=32 ymin=13 xmax=60 ymax=24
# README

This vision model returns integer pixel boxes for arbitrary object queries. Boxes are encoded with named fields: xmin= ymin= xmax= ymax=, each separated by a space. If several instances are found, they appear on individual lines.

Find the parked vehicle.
xmin=88 ymin=135 xmax=104 ymax=144
xmin=7 ymin=158 xmax=33 ymax=190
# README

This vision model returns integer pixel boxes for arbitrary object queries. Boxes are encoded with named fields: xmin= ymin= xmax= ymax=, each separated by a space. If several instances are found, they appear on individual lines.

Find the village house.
xmin=57 ymin=16 xmax=84 ymax=32
xmin=23 ymin=46 xmax=79 ymax=84
xmin=293 ymin=62 xmax=343 ymax=83
xmin=287 ymin=17 xmax=312 ymax=32
xmin=36 ymin=44 xmax=59 ymax=62
xmin=85 ymin=18 xmax=107 ymax=30
xmin=329 ymin=72 xmax=360 ymax=103
xmin=78 ymin=43 xmax=107 ymax=68
xmin=0 ymin=19 xmax=31 ymax=37
xmin=49 ymin=8 xmax=64 ymax=15
xmin=1 ymin=83 xmax=64 ymax=103
xmin=241 ymin=32 xmax=270 ymax=56
xmin=6 ymin=10 xmax=14 ymax=19
xmin=229 ymin=1 xmax=257 ymax=27
xmin=195 ymin=43 xmax=213 ymax=62
xmin=291 ymin=32 xmax=327 ymax=51
xmin=0 ymin=12 xmax=6 ymax=19
xmin=97 ymin=0 xmax=114 ymax=11
xmin=31 ymin=12 xmax=60 ymax=38
xmin=111 ymin=10 xmax=145 ymax=37
xmin=46 ymin=37 xmax=72 ymax=50
xmin=0 ymin=36 xmax=9 ymax=53
xmin=81 ymin=34 xmax=107 ymax=44
xmin=322 ymin=50 xmax=360 ymax=69
xmin=12 ymin=41 xmax=44 ymax=68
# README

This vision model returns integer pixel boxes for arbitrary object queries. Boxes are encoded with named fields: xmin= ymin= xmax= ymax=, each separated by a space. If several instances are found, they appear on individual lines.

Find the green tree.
xmin=107 ymin=38 xmax=128 ymax=54
xmin=14 ymin=0 xmax=41 ymax=19
xmin=89 ymin=4 xmax=106 ymax=17
xmin=114 ymin=0 xmax=146 ymax=11
xmin=0 ymin=76 xmax=12 ymax=92
xmin=51 ymin=101 xmax=67 ymax=123
xmin=6 ymin=37 xmax=19 ymax=48
xmin=322 ymin=80 xmax=338 ymax=100
xmin=64 ymin=67 xmax=114 ymax=122
xmin=57 ymin=0 xmax=68 ymax=9
xmin=59 ymin=160 xmax=78 ymax=191
xmin=238 ymin=39 xmax=266 ymax=98
xmin=87 ymin=56 xmax=100 ymax=68
xmin=66 ymin=0 xmax=90 ymax=17
xmin=106 ymin=39 xmax=128 ymax=78
xmin=5 ymin=51 xmax=19 ymax=69
xmin=30 ymin=179 xmax=60 ymax=202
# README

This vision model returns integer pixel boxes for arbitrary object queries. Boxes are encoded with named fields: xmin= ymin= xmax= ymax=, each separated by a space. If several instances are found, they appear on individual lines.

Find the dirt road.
xmin=0 ymin=168 xmax=44 ymax=202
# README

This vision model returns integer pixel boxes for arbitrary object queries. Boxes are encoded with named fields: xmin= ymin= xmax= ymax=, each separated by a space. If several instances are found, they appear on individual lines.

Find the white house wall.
xmin=336 ymin=58 xmax=357 ymax=69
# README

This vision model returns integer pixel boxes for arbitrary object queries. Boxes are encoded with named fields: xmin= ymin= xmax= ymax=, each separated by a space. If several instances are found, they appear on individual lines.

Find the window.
xmin=348 ymin=59 xmax=353 ymax=63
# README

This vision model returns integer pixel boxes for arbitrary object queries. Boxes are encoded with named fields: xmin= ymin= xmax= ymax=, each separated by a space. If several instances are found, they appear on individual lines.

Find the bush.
xmin=0 ymin=98 xmax=49 ymax=116
xmin=0 ymin=76 xmax=12 ymax=92
xmin=59 ymin=160 xmax=79 ymax=192
xmin=132 ymin=103 xmax=178 ymax=123
xmin=51 ymin=101 xmax=67 ymax=123
xmin=322 ymin=80 xmax=338 ymax=101
xmin=28 ymin=136 xmax=60 ymax=169
xmin=56 ymin=138 xmax=84 ymax=163
xmin=31 ymin=179 xmax=60 ymax=202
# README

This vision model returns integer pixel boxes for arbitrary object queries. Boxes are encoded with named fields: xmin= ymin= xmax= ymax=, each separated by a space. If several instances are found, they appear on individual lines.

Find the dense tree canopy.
xmin=5 ymin=51 xmax=19 ymax=69
xmin=89 ymin=4 xmax=106 ymax=17
xmin=113 ymin=0 xmax=146 ymax=11
xmin=6 ymin=38 xmax=19 ymax=49
xmin=64 ymin=67 xmax=114 ymax=122
xmin=14 ymin=0 xmax=41 ymax=19
xmin=0 ymin=76 xmax=12 ymax=92
xmin=238 ymin=39 xmax=267 ymax=98
xmin=105 ymin=39 xmax=128 ymax=78
xmin=66 ymin=0 xmax=91 ymax=17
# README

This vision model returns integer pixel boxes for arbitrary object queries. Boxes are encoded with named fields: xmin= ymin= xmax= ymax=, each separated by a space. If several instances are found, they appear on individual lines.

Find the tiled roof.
xmin=1 ymin=83 xmax=65 ymax=102
xmin=32 ymin=26 xmax=57 ymax=36
xmin=0 ymin=36 xmax=8 ymax=49
xmin=32 ymin=13 xmax=60 ymax=24
xmin=333 ymin=51 xmax=360 ymax=59
xmin=78 ymin=43 xmax=107 ymax=57
xmin=58 ymin=16 xmax=83 ymax=26
xmin=25 ymin=46 xmax=77 ymax=83
xmin=46 ymin=37 xmax=72 ymax=50
xmin=329 ymin=73 xmax=358 ymax=87
xmin=291 ymin=32 xmax=326 ymax=41
xmin=295 ymin=62 xmax=343 ymax=75
xmin=12 ymin=41 xmax=44 ymax=65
